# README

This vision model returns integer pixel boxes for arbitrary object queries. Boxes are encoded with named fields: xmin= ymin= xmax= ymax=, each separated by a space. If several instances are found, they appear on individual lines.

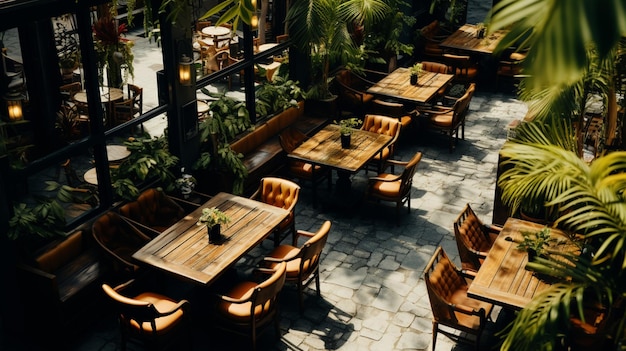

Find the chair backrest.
xmin=92 ymin=212 xmax=150 ymax=269
xmin=279 ymin=127 xmax=307 ymax=153
xmin=113 ymin=97 xmax=136 ymax=125
xmin=215 ymin=51 xmax=230 ymax=70
xmin=370 ymin=99 xmax=407 ymax=119
xmin=250 ymin=261 xmax=287 ymax=323
xmin=118 ymin=188 xmax=185 ymax=232
xmin=276 ymin=34 xmax=289 ymax=43
xmin=443 ymin=53 xmax=476 ymax=75
xmin=423 ymin=246 xmax=469 ymax=324
xmin=361 ymin=114 xmax=402 ymax=144
xmin=59 ymin=82 xmax=82 ymax=100
xmin=451 ymin=83 xmax=476 ymax=123
xmin=422 ymin=61 xmax=449 ymax=74
xmin=298 ymin=221 xmax=331 ymax=279
xmin=399 ymin=152 xmax=422 ymax=196
xmin=255 ymin=177 xmax=301 ymax=212
xmin=128 ymin=84 xmax=143 ymax=114
xmin=454 ymin=203 xmax=492 ymax=270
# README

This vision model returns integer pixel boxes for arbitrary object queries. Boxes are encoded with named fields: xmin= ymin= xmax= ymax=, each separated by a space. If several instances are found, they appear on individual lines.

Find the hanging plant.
xmin=93 ymin=15 xmax=135 ymax=88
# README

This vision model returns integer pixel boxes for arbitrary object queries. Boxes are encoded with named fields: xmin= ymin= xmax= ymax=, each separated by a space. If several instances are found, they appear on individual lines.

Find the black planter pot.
xmin=341 ymin=133 xmax=351 ymax=148
xmin=209 ymin=224 xmax=221 ymax=243
xmin=410 ymin=74 xmax=418 ymax=85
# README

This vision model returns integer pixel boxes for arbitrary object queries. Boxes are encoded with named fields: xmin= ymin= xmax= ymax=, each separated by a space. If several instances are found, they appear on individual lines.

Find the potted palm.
xmin=197 ymin=207 xmax=230 ymax=243
xmin=286 ymin=0 xmax=388 ymax=100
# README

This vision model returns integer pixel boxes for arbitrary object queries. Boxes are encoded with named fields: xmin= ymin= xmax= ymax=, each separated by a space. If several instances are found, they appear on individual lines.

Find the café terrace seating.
xmin=213 ymin=261 xmax=287 ymax=351
xmin=361 ymin=114 xmax=402 ymax=173
xmin=365 ymin=151 xmax=422 ymax=223
xmin=250 ymin=177 xmax=301 ymax=246
xmin=454 ymin=203 xmax=502 ymax=272
xmin=418 ymin=82 xmax=476 ymax=152
xmin=261 ymin=220 xmax=331 ymax=312
xmin=423 ymin=246 xmax=493 ymax=351
xmin=102 ymin=279 xmax=191 ymax=351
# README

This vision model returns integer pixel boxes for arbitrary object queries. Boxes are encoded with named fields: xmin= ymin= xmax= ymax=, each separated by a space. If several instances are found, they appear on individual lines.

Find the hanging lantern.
xmin=5 ymin=91 xmax=23 ymax=121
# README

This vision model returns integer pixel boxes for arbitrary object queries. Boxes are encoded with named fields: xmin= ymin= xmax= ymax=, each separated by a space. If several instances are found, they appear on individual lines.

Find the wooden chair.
xmin=366 ymin=151 xmax=422 ymax=223
xmin=453 ymin=203 xmax=502 ymax=272
xmin=59 ymin=82 xmax=82 ymax=101
xmin=496 ymin=50 xmax=527 ymax=91
xmin=275 ymin=34 xmax=289 ymax=43
xmin=418 ymin=82 xmax=476 ymax=152
xmin=422 ymin=61 xmax=450 ymax=74
xmin=361 ymin=114 xmax=402 ymax=173
xmin=128 ymin=83 xmax=143 ymax=115
xmin=118 ymin=188 xmax=186 ymax=236
xmin=250 ymin=177 xmax=301 ymax=246
xmin=423 ymin=246 xmax=493 ymax=351
xmin=278 ymin=127 xmax=331 ymax=206
xmin=261 ymin=220 xmax=331 ymax=313
xmin=196 ymin=20 xmax=212 ymax=34
xmin=443 ymin=53 xmax=478 ymax=84
xmin=335 ymin=69 xmax=376 ymax=118
xmin=213 ymin=262 xmax=287 ymax=351
xmin=102 ymin=279 xmax=190 ymax=351
xmin=370 ymin=99 xmax=415 ymax=140
xmin=92 ymin=211 xmax=151 ymax=278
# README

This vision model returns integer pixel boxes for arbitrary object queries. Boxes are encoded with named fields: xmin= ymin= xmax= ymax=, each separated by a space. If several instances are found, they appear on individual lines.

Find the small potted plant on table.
xmin=197 ymin=207 xmax=231 ymax=243
xmin=409 ymin=63 xmax=422 ymax=85
xmin=336 ymin=117 xmax=362 ymax=148
xmin=517 ymin=226 xmax=554 ymax=261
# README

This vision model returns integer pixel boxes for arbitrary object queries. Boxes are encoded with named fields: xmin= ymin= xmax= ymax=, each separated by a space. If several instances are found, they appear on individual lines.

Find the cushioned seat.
xmin=423 ymin=247 xmax=493 ymax=350
xmin=250 ymin=177 xmax=301 ymax=246
xmin=262 ymin=221 xmax=331 ymax=312
xmin=361 ymin=114 xmax=402 ymax=173
xmin=454 ymin=203 xmax=502 ymax=271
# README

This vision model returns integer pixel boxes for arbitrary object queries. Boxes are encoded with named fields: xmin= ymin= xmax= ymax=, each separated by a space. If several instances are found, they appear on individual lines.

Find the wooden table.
xmin=440 ymin=24 xmax=508 ymax=55
xmin=132 ymin=192 xmax=290 ymax=286
xmin=366 ymin=67 xmax=454 ymax=104
xmin=201 ymin=26 xmax=231 ymax=37
xmin=83 ymin=145 xmax=130 ymax=185
xmin=73 ymin=87 xmax=124 ymax=104
xmin=288 ymin=124 xmax=392 ymax=193
xmin=467 ymin=218 xmax=579 ymax=310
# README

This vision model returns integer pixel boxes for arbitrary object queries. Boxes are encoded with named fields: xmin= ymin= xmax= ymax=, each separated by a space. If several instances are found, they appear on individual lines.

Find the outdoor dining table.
xmin=467 ymin=217 xmax=580 ymax=310
xmin=366 ymin=67 xmax=454 ymax=105
xmin=83 ymin=145 xmax=131 ymax=185
xmin=288 ymin=123 xmax=393 ymax=198
xmin=201 ymin=25 xmax=231 ymax=38
xmin=440 ymin=23 xmax=508 ymax=55
xmin=132 ymin=192 xmax=290 ymax=286
xmin=73 ymin=87 xmax=124 ymax=126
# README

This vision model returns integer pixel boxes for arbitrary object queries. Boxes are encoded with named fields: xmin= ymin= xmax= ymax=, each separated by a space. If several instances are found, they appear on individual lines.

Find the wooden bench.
xmin=230 ymin=100 xmax=328 ymax=195
xmin=15 ymin=229 xmax=109 ymax=343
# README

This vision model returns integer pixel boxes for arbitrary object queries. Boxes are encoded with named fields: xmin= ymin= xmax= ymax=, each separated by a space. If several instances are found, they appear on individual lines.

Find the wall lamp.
xmin=178 ymin=54 xmax=192 ymax=86
xmin=5 ymin=91 xmax=24 ymax=121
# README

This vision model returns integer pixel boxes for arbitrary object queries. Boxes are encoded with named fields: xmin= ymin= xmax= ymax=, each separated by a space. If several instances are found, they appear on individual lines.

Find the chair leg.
xmin=432 ymin=322 xmax=438 ymax=351
xmin=298 ymin=280 xmax=304 ymax=313
xmin=314 ymin=270 xmax=321 ymax=296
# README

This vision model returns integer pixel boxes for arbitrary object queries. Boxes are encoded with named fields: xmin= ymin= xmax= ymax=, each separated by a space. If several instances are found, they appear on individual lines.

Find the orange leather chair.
xmin=214 ymin=262 xmax=287 ymax=351
xmin=279 ymin=127 xmax=331 ymax=206
xmin=454 ymin=203 xmax=502 ymax=272
xmin=366 ymin=151 xmax=422 ymax=223
xmin=262 ymin=220 xmax=331 ymax=312
xmin=361 ymin=114 xmax=402 ymax=173
xmin=335 ymin=69 xmax=376 ymax=118
xmin=250 ymin=177 xmax=301 ymax=246
xmin=92 ymin=211 xmax=151 ymax=277
xmin=102 ymin=279 xmax=190 ymax=351
xmin=423 ymin=247 xmax=493 ymax=351
xmin=370 ymin=99 xmax=415 ymax=140
xmin=418 ymin=83 xmax=476 ymax=152
xmin=118 ymin=188 xmax=185 ymax=235
xmin=443 ymin=53 xmax=479 ymax=84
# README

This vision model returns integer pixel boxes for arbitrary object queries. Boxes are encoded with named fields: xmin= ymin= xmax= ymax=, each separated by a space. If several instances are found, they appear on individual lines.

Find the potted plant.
xmin=475 ymin=22 xmax=486 ymax=39
xmin=335 ymin=117 xmax=362 ymax=148
xmin=197 ymin=207 xmax=230 ymax=243
xmin=516 ymin=227 xmax=553 ymax=261
xmin=409 ymin=63 xmax=422 ymax=85
xmin=93 ymin=15 xmax=135 ymax=89
xmin=174 ymin=167 xmax=196 ymax=198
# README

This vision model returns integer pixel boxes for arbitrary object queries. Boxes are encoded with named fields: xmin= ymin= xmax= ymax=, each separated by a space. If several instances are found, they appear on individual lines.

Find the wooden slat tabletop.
xmin=288 ymin=124 xmax=392 ymax=173
xmin=467 ymin=218 xmax=578 ymax=310
xmin=366 ymin=67 xmax=454 ymax=104
xmin=440 ymin=24 xmax=508 ymax=54
xmin=132 ymin=192 xmax=289 ymax=286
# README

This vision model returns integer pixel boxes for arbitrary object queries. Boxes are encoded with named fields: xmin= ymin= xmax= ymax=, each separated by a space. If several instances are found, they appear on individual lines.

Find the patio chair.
xmin=423 ymin=246 xmax=493 ymax=351
xmin=261 ymin=220 xmax=331 ymax=312
xmin=250 ymin=177 xmax=301 ymax=246
xmin=335 ymin=68 xmax=376 ymax=118
xmin=118 ymin=188 xmax=186 ymax=236
xmin=453 ymin=203 xmax=501 ymax=272
xmin=443 ymin=53 xmax=478 ymax=84
xmin=102 ymin=279 xmax=190 ymax=351
xmin=365 ymin=151 xmax=422 ymax=224
xmin=213 ymin=262 xmax=287 ymax=351
xmin=361 ymin=114 xmax=402 ymax=173
xmin=418 ymin=83 xmax=476 ymax=152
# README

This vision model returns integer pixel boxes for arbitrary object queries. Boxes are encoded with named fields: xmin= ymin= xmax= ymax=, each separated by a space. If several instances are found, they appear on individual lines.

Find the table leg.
xmin=335 ymin=170 xmax=352 ymax=194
